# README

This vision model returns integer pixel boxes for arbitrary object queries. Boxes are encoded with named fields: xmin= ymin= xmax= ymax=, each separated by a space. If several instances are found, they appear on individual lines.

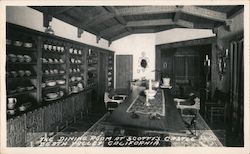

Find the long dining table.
xmin=106 ymin=86 xmax=188 ymax=134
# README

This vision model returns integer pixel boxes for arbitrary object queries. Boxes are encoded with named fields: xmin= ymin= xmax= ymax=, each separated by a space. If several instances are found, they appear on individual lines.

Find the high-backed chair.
xmin=174 ymin=94 xmax=200 ymax=135
xmin=104 ymin=92 xmax=127 ymax=112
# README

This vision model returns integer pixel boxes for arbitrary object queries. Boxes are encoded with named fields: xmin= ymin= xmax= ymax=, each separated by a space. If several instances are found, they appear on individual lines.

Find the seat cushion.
xmin=107 ymin=102 xmax=118 ymax=108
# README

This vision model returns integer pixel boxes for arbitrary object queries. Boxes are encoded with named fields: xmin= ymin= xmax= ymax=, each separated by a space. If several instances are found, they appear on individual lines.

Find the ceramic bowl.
xmin=13 ymin=41 xmax=22 ymax=46
xmin=8 ymin=54 xmax=17 ymax=62
xmin=19 ymin=105 xmax=26 ymax=111
xmin=7 ymin=109 xmax=15 ymax=115
xmin=23 ymin=55 xmax=32 ymax=63
xmin=17 ymin=86 xmax=25 ymax=92
xmin=25 ymin=70 xmax=31 ymax=76
xmin=18 ymin=70 xmax=25 ymax=77
xmin=46 ymin=93 xmax=58 ymax=99
xmin=24 ymin=42 xmax=33 ymax=48
xmin=10 ymin=71 xmax=18 ymax=78
xmin=17 ymin=55 xmax=24 ymax=62
xmin=46 ymin=81 xmax=56 ymax=87
xmin=26 ymin=86 xmax=34 ymax=91
xmin=57 ymin=80 xmax=65 ymax=85
xmin=59 ymin=70 xmax=65 ymax=74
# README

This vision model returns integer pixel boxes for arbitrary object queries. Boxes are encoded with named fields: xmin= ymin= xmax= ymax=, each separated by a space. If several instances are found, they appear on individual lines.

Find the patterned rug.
xmin=32 ymin=113 xmax=223 ymax=147
xmin=126 ymin=90 xmax=165 ymax=116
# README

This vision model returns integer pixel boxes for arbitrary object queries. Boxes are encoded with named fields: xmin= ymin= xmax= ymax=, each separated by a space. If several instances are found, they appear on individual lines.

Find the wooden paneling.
xmin=7 ymin=114 xmax=26 ymax=147
xmin=116 ymin=55 xmax=133 ymax=91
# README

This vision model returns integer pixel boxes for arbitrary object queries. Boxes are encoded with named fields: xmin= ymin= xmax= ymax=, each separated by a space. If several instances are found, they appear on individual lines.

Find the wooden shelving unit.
xmin=6 ymin=23 xmax=115 ymax=120
xmin=6 ymin=23 xmax=115 ymax=147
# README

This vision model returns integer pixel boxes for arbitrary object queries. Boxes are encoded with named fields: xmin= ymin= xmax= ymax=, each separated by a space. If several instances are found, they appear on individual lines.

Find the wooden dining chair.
xmin=104 ymin=92 xmax=126 ymax=112
xmin=174 ymin=94 xmax=200 ymax=135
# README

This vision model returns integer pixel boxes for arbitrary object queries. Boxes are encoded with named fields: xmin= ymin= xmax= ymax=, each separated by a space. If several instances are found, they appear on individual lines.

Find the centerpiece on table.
xmin=144 ymin=79 xmax=157 ymax=106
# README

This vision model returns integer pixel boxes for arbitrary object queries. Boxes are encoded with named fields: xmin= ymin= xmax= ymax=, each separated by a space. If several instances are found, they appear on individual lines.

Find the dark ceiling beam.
xmin=182 ymin=6 xmax=227 ymax=22
xmin=173 ymin=5 xmax=183 ymax=22
xmin=49 ymin=6 xmax=74 ymax=15
xmin=127 ymin=19 xmax=174 ymax=27
xmin=175 ymin=19 xmax=194 ymax=28
xmin=193 ymin=23 xmax=215 ymax=29
xmin=110 ymin=31 xmax=131 ymax=42
xmin=100 ymin=24 xmax=125 ymax=37
xmin=103 ymin=6 xmax=132 ymax=34
xmin=227 ymin=5 xmax=244 ymax=19
xmin=126 ymin=19 xmax=194 ymax=28
xmin=55 ymin=14 xmax=107 ymax=40
xmin=116 ymin=6 xmax=177 ymax=16
xmin=82 ymin=12 xmax=114 ymax=27
xmin=132 ymin=29 xmax=156 ymax=33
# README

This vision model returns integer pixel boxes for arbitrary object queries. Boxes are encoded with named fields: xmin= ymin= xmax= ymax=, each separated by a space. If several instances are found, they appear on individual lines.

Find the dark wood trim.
xmin=227 ymin=5 xmax=244 ymax=19
xmin=156 ymin=37 xmax=216 ymax=49
xmin=7 ymin=23 xmax=115 ymax=53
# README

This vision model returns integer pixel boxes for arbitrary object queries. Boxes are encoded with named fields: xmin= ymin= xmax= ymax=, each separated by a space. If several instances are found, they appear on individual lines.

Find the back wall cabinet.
xmin=6 ymin=23 xmax=114 ymax=147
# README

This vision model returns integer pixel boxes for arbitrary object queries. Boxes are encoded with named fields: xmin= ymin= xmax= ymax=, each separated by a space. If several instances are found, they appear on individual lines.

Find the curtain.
xmin=229 ymin=36 xmax=244 ymax=145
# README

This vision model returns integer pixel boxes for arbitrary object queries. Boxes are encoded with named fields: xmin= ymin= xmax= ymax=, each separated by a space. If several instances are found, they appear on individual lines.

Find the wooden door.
xmin=116 ymin=55 xmax=133 ymax=92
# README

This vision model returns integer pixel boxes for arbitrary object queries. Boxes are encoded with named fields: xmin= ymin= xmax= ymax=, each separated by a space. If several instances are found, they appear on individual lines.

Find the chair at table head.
xmin=174 ymin=93 xmax=200 ymax=135
xmin=174 ymin=93 xmax=200 ymax=117
xmin=104 ymin=91 xmax=127 ymax=112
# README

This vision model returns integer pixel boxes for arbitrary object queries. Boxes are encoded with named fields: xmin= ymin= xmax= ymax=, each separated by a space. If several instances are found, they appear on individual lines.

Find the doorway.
xmin=116 ymin=55 xmax=133 ymax=94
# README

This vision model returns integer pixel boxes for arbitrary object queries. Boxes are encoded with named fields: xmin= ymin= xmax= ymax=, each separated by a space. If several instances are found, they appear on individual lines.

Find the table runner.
xmin=126 ymin=90 xmax=165 ymax=116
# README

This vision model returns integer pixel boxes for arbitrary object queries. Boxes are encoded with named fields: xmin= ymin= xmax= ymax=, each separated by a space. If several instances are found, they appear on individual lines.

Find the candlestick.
xmin=206 ymin=55 xmax=208 ymax=61
xmin=226 ymin=49 xmax=228 ymax=57
xmin=149 ymin=79 xmax=152 ymax=90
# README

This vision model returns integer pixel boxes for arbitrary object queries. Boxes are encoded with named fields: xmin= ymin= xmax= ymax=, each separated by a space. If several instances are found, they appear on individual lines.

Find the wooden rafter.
xmin=175 ymin=19 xmax=194 ymax=28
xmin=50 ymin=7 xmax=73 ymax=15
xmin=227 ymin=5 xmax=244 ymax=18
xmin=126 ymin=19 xmax=194 ymax=28
xmin=110 ymin=31 xmax=131 ymax=42
xmin=182 ymin=6 xmax=227 ymax=22
xmin=103 ymin=6 xmax=133 ymax=35
xmin=173 ymin=6 xmax=184 ymax=22
xmin=116 ymin=6 xmax=177 ymax=16
xmin=82 ymin=12 xmax=114 ymax=27
xmin=132 ymin=29 xmax=156 ymax=33
xmin=127 ymin=19 xmax=174 ymax=27
xmin=100 ymin=24 xmax=125 ymax=36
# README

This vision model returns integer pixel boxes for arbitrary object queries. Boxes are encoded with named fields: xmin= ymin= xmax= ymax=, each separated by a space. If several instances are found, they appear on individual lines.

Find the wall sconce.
xmin=217 ymin=48 xmax=229 ymax=80
xmin=204 ymin=54 xmax=211 ymax=67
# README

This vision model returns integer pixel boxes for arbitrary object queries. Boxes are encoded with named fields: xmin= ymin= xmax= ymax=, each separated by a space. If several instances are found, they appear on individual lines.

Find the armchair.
xmin=174 ymin=96 xmax=200 ymax=117
xmin=174 ymin=94 xmax=200 ymax=135
xmin=104 ymin=92 xmax=127 ymax=112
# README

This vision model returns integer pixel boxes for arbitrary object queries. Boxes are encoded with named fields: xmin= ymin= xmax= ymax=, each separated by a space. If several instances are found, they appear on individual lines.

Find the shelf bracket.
xmin=108 ymin=40 xmax=112 ymax=47
xmin=212 ymin=27 xmax=218 ymax=37
xmin=43 ymin=13 xmax=53 ymax=28
xmin=224 ymin=19 xmax=233 ymax=32
xmin=77 ymin=28 xmax=84 ymax=38
xmin=96 ymin=36 xmax=101 ymax=44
